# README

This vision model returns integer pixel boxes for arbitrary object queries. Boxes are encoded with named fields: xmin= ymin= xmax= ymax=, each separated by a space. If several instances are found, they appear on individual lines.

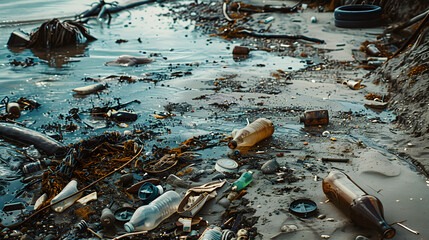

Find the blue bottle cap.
xmin=138 ymin=182 xmax=161 ymax=204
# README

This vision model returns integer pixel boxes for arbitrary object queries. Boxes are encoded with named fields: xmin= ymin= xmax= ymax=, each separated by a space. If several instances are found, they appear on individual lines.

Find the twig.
xmin=113 ymin=230 xmax=148 ymax=240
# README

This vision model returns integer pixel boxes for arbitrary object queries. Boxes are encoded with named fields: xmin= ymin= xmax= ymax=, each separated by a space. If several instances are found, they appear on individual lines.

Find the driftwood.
xmin=239 ymin=30 xmax=325 ymax=44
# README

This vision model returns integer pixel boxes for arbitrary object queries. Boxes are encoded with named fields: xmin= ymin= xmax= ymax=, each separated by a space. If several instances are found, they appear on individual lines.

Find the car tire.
xmin=334 ymin=18 xmax=382 ymax=28
xmin=334 ymin=5 xmax=382 ymax=21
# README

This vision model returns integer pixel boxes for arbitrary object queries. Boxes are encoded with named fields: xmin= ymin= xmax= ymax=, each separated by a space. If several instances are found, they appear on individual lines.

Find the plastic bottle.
xmin=22 ymin=159 xmax=50 ymax=174
xmin=366 ymin=44 xmax=380 ymax=56
xmin=107 ymin=110 xmax=138 ymax=122
xmin=124 ymin=190 xmax=181 ymax=232
xmin=100 ymin=208 xmax=115 ymax=227
xmin=232 ymin=171 xmax=253 ymax=191
xmin=228 ymin=118 xmax=274 ymax=149
xmin=199 ymin=228 xmax=222 ymax=240
xmin=6 ymin=102 xmax=21 ymax=118
xmin=322 ymin=171 xmax=395 ymax=239
xmin=300 ymin=110 xmax=329 ymax=126
xmin=50 ymin=180 xmax=83 ymax=213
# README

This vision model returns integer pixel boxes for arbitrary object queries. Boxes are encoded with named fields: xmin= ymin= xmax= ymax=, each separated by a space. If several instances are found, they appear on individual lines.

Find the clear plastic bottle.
xmin=322 ymin=171 xmax=395 ymax=239
xmin=22 ymin=159 xmax=50 ymax=174
xmin=50 ymin=180 xmax=83 ymax=213
xmin=124 ymin=190 xmax=181 ymax=232
xmin=232 ymin=171 xmax=253 ymax=191
xmin=228 ymin=118 xmax=274 ymax=149
xmin=6 ymin=102 xmax=21 ymax=118
xmin=199 ymin=228 xmax=222 ymax=240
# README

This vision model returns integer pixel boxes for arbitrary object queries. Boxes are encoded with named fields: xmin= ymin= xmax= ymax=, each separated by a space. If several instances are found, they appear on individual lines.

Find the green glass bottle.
xmin=232 ymin=171 xmax=253 ymax=191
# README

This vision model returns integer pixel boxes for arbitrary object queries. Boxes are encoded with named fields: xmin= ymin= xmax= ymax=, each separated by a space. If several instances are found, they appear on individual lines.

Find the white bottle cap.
xmin=156 ymin=185 xmax=164 ymax=195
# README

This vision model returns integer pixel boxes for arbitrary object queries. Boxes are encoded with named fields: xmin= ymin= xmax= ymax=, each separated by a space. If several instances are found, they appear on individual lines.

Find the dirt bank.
xmin=367 ymin=35 xmax=429 ymax=175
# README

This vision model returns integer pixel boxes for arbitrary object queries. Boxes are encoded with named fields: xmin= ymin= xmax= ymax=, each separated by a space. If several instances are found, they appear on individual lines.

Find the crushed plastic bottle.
xmin=232 ymin=171 xmax=253 ymax=191
xmin=228 ymin=118 xmax=274 ymax=149
xmin=50 ymin=180 xmax=83 ymax=213
xmin=124 ymin=190 xmax=181 ymax=232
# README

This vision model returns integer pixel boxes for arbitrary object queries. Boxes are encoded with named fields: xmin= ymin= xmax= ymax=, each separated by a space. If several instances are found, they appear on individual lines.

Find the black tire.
xmin=335 ymin=18 xmax=382 ymax=28
xmin=334 ymin=5 xmax=382 ymax=21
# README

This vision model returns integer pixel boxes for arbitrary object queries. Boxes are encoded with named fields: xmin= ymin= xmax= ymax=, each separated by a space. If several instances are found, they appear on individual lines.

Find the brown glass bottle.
xmin=300 ymin=110 xmax=329 ymax=126
xmin=322 ymin=171 xmax=395 ymax=239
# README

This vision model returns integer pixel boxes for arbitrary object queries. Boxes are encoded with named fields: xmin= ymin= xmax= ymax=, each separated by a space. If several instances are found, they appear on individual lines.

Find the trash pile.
xmin=1 ymin=0 xmax=428 ymax=239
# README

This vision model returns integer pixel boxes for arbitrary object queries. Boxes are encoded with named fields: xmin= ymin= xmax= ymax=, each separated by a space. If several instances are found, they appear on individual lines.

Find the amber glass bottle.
xmin=300 ymin=110 xmax=329 ymax=126
xmin=322 ymin=171 xmax=395 ymax=239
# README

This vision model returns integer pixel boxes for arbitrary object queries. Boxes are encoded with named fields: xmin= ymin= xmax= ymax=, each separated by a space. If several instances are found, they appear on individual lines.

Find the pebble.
xmin=20 ymin=234 xmax=34 ymax=240
xmin=261 ymin=159 xmax=279 ymax=174
xmin=281 ymin=224 xmax=298 ymax=233
xmin=326 ymin=218 xmax=335 ymax=222
xmin=321 ymin=235 xmax=330 ymax=239
xmin=43 ymin=234 xmax=57 ymax=240
xmin=317 ymin=214 xmax=326 ymax=219
xmin=227 ymin=192 xmax=238 ymax=201
xmin=218 ymin=198 xmax=230 ymax=208
xmin=237 ymin=229 xmax=247 ymax=237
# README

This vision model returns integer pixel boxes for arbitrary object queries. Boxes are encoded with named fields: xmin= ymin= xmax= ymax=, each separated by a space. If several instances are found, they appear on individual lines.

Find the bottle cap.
xmin=228 ymin=141 xmax=238 ymax=149
xmin=124 ymin=222 xmax=134 ymax=233
xmin=138 ymin=182 xmax=160 ymax=204
xmin=156 ymin=185 xmax=164 ymax=195
xmin=383 ymin=226 xmax=396 ymax=239
xmin=215 ymin=159 xmax=238 ymax=173
xmin=289 ymin=199 xmax=318 ymax=218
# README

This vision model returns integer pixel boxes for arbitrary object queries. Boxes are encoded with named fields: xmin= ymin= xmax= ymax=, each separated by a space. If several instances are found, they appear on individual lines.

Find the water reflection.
xmin=29 ymin=43 xmax=88 ymax=68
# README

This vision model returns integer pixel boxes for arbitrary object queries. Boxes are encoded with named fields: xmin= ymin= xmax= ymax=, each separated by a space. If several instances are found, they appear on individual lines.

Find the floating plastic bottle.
xmin=6 ymin=102 xmax=21 ymax=118
xmin=124 ymin=190 xmax=181 ymax=232
xmin=232 ymin=171 xmax=253 ymax=191
xmin=107 ymin=110 xmax=138 ymax=122
xmin=322 ymin=171 xmax=395 ymax=239
xmin=228 ymin=118 xmax=274 ymax=149
xmin=50 ymin=180 xmax=83 ymax=213
xmin=199 ymin=228 xmax=222 ymax=240
xmin=22 ymin=159 xmax=50 ymax=174
xmin=300 ymin=110 xmax=329 ymax=126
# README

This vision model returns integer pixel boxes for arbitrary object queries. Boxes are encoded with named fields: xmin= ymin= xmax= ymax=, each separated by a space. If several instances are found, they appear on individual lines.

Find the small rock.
xmin=237 ymin=229 xmax=247 ymax=237
xmin=261 ymin=159 xmax=279 ymax=174
xmin=218 ymin=198 xmax=230 ymax=208
xmin=281 ymin=225 xmax=298 ymax=233
xmin=227 ymin=192 xmax=238 ymax=201
xmin=326 ymin=218 xmax=335 ymax=222
xmin=43 ymin=234 xmax=57 ymax=240
xmin=355 ymin=235 xmax=370 ymax=240
xmin=20 ymin=234 xmax=34 ymax=240
xmin=10 ymin=231 xmax=22 ymax=237
xmin=321 ymin=235 xmax=330 ymax=239
xmin=317 ymin=214 xmax=326 ymax=219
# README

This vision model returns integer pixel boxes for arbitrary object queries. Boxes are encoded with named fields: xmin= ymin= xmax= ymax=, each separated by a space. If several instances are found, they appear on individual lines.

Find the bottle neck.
xmin=379 ymin=221 xmax=396 ymax=239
